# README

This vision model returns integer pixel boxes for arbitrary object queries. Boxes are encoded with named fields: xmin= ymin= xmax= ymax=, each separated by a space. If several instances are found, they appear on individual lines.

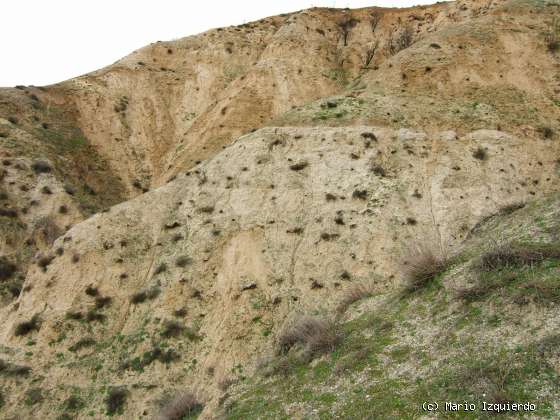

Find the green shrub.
xmin=65 ymin=311 xmax=83 ymax=321
xmin=120 ymin=345 xmax=179 ymax=372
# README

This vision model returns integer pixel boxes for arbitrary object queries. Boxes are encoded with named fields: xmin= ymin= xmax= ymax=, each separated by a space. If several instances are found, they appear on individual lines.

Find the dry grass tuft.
xmin=337 ymin=282 xmax=375 ymax=314
xmin=402 ymin=245 xmax=449 ymax=293
xmin=157 ymin=392 xmax=203 ymax=420
xmin=277 ymin=316 xmax=341 ymax=361
xmin=478 ymin=243 xmax=560 ymax=272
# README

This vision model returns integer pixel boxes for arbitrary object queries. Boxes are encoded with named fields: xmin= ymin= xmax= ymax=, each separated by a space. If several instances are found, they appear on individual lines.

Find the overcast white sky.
xmin=0 ymin=0 xmax=436 ymax=87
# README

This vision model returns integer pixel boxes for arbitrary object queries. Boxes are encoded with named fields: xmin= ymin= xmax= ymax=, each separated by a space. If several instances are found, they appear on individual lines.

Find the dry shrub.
xmin=545 ymin=18 xmax=560 ymax=52
xmin=387 ymin=25 xmax=414 ymax=55
xmin=320 ymin=232 xmax=339 ymax=241
xmin=175 ymin=256 xmax=192 ymax=267
xmin=154 ymin=262 xmax=168 ymax=275
xmin=371 ymin=164 xmax=386 ymax=177
xmin=352 ymin=189 xmax=368 ymax=200
xmin=478 ymin=243 xmax=560 ymax=272
xmin=456 ymin=272 xmax=517 ymax=303
xmin=256 ymin=354 xmax=295 ymax=378
xmin=337 ymin=282 xmax=375 ymax=314
xmin=158 ymin=392 xmax=203 ymax=420
xmin=0 ymin=257 xmax=17 ymax=281
xmin=0 ymin=359 xmax=31 ymax=377
xmin=130 ymin=287 xmax=160 ymax=304
xmin=0 ymin=208 xmax=17 ymax=217
xmin=538 ymin=126 xmax=554 ymax=139
xmin=498 ymin=202 xmax=525 ymax=216
xmin=277 ymin=316 xmax=341 ymax=361
xmin=34 ymin=216 xmax=63 ymax=245
xmin=94 ymin=295 xmax=112 ymax=309
xmin=337 ymin=17 xmax=359 ymax=46
xmin=37 ymin=254 xmax=54 ymax=271
xmin=402 ymin=245 xmax=449 ymax=293
xmin=105 ymin=387 xmax=128 ymax=416
xmin=161 ymin=320 xmax=185 ymax=338
xmin=68 ymin=337 xmax=96 ymax=352
xmin=31 ymin=160 xmax=52 ymax=174
xmin=289 ymin=161 xmax=309 ymax=171
xmin=14 ymin=314 xmax=41 ymax=336
xmin=85 ymin=310 xmax=105 ymax=323
xmin=472 ymin=146 xmax=488 ymax=161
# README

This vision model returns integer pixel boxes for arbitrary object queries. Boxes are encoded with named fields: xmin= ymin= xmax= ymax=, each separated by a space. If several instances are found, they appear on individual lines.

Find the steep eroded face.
xmin=3 ymin=125 xmax=559 ymax=418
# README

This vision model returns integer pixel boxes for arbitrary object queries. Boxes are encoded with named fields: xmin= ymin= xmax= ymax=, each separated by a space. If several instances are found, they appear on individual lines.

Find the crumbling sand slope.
xmin=1 ymin=0 xmax=557 ymax=307
xmin=1 ymin=125 xmax=559 ymax=419
xmin=49 ymin=0 xmax=519 ymax=190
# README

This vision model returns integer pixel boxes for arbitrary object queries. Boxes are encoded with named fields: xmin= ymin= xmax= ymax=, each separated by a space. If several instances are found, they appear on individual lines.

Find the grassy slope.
xmin=223 ymin=193 xmax=560 ymax=419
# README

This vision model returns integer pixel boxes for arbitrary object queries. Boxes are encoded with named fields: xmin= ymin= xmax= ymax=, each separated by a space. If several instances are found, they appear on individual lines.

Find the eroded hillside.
xmin=0 ymin=0 xmax=559 ymax=418
xmin=225 ymin=192 xmax=560 ymax=418
xmin=1 ymin=124 xmax=559 ymax=419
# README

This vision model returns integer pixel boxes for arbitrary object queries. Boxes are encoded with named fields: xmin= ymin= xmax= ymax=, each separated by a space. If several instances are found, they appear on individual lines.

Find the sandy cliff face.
xmin=58 ymin=0 xmax=515 ymax=191
xmin=0 ymin=0 xmax=559 ymax=418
